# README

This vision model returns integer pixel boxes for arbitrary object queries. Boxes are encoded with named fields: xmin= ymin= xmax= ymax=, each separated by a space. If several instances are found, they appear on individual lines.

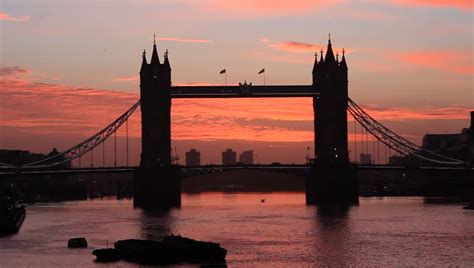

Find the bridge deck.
xmin=171 ymin=85 xmax=318 ymax=98
xmin=1 ymin=165 xmax=472 ymax=176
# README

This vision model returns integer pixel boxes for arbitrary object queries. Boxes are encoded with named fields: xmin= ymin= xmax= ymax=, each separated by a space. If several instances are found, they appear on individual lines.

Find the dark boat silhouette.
xmin=93 ymin=235 xmax=227 ymax=265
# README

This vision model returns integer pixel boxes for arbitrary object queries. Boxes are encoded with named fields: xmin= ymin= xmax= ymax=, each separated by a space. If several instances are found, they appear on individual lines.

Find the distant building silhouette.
xmin=422 ymin=111 xmax=474 ymax=162
xmin=0 ymin=150 xmax=32 ymax=166
xmin=360 ymin=153 xmax=372 ymax=164
xmin=0 ymin=149 xmax=46 ymax=166
xmin=185 ymin=149 xmax=201 ymax=166
xmin=222 ymin=149 xmax=237 ymax=165
xmin=239 ymin=150 xmax=254 ymax=165
xmin=0 ymin=148 xmax=70 ymax=169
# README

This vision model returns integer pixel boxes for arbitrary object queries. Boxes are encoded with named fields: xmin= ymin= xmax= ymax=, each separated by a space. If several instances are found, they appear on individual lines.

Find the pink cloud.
xmin=267 ymin=41 xmax=352 ymax=57
xmin=201 ymin=0 xmax=344 ymax=16
xmin=341 ymin=8 xmax=395 ymax=21
xmin=0 ymin=66 xmax=30 ymax=76
xmin=362 ymin=105 xmax=472 ymax=121
xmin=392 ymin=0 xmax=473 ymax=10
xmin=173 ymin=82 xmax=219 ymax=86
xmin=394 ymin=51 xmax=474 ymax=74
xmin=0 ymin=12 xmax=30 ymax=22
xmin=0 ymin=75 xmax=138 ymax=138
xmin=269 ymin=41 xmax=323 ymax=53
xmin=112 ymin=76 xmax=139 ymax=82
xmin=158 ymin=37 xmax=213 ymax=43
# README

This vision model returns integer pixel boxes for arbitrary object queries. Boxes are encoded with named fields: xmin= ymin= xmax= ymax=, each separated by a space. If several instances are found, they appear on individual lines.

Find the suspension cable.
xmin=102 ymin=140 xmax=105 ymax=167
xmin=126 ymin=119 xmax=129 ymax=167
xmin=20 ymin=100 xmax=140 ymax=169
xmin=348 ymin=97 xmax=465 ymax=165
xmin=114 ymin=130 xmax=117 ymax=167
xmin=354 ymin=119 xmax=357 ymax=163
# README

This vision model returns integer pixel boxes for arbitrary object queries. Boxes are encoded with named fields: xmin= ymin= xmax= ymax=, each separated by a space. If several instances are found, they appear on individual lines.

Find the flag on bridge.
xmin=258 ymin=68 xmax=266 ymax=85
xmin=219 ymin=69 xmax=226 ymax=74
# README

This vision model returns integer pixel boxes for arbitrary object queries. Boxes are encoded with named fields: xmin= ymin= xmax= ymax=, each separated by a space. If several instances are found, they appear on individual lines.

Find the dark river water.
xmin=1 ymin=193 xmax=473 ymax=267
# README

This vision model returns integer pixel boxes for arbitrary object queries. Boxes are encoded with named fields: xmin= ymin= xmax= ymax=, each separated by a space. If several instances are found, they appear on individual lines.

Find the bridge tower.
xmin=134 ymin=39 xmax=181 ymax=208
xmin=307 ymin=37 xmax=359 ymax=205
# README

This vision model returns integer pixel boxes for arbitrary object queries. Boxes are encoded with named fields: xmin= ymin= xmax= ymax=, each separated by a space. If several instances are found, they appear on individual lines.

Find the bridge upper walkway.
xmin=171 ymin=85 xmax=318 ymax=98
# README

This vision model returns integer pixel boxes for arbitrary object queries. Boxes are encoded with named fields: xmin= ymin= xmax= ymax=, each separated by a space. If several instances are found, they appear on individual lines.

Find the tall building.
xmin=360 ymin=153 xmax=372 ymax=164
xmin=222 ymin=149 xmax=237 ymax=165
xmin=239 ymin=150 xmax=254 ymax=165
xmin=185 ymin=149 xmax=201 ymax=166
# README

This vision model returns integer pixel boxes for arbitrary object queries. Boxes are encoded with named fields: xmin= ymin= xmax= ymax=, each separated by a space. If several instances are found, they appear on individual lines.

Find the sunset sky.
xmin=0 ymin=0 xmax=472 ymax=165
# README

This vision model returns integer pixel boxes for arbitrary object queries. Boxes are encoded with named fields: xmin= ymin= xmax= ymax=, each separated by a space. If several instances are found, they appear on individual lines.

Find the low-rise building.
xmin=422 ymin=111 xmax=474 ymax=162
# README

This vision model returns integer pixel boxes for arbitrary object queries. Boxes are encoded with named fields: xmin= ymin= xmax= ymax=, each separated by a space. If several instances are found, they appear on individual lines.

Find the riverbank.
xmin=1 ymin=168 xmax=473 ymax=203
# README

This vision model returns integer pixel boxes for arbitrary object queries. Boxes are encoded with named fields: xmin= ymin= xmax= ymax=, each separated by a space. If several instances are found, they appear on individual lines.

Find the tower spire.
xmin=319 ymin=49 xmax=324 ymax=63
xmin=151 ymin=34 xmax=160 ymax=65
xmin=324 ymin=34 xmax=336 ymax=63
xmin=141 ymin=49 xmax=148 ymax=73
xmin=163 ymin=49 xmax=171 ymax=70
xmin=312 ymin=51 xmax=318 ymax=72
xmin=340 ymin=48 xmax=348 ymax=70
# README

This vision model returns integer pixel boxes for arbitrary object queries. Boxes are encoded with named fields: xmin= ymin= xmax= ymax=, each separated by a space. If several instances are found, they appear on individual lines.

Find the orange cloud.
xmin=1 ymin=66 xmax=471 ymax=162
xmin=392 ymin=0 xmax=473 ymax=10
xmin=112 ymin=76 xmax=139 ymax=82
xmin=394 ymin=51 xmax=474 ymax=74
xmin=0 ymin=12 xmax=30 ymax=22
xmin=158 ymin=37 xmax=213 ymax=43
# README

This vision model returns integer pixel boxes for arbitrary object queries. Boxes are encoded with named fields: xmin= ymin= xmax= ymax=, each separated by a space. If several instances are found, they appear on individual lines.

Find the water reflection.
xmin=1 ymin=194 xmax=472 ymax=267
xmin=313 ymin=205 xmax=353 ymax=266
xmin=138 ymin=208 xmax=177 ymax=240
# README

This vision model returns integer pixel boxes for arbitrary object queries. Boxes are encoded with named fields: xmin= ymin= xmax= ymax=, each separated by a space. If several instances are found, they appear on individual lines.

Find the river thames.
xmin=1 ymin=193 xmax=473 ymax=267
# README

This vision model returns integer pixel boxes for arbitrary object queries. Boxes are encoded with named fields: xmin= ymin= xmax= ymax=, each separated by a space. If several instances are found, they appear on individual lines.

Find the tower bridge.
xmin=2 ymin=37 xmax=468 ymax=209
xmin=136 ymin=37 xmax=353 ymax=207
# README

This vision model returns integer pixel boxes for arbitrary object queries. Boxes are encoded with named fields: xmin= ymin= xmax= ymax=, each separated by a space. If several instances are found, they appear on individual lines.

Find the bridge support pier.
xmin=133 ymin=166 xmax=181 ymax=208
xmin=306 ymin=163 xmax=359 ymax=205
